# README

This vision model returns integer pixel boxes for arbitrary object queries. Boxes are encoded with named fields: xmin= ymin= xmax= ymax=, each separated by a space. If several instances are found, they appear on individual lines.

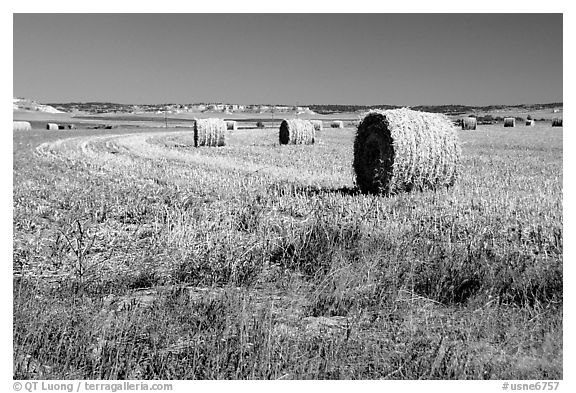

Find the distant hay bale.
xmin=194 ymin=118 xmax=226 ymax=147
xmin=46 ymin=123 xmax=59 ymax=130
xmin=311 ymin=120 xmax=323 ymax=131
xmin=353 ymin=108 xmax=461 ymax=195
xmin=504 ymin=117 xmax=515 ymax=127
xmin=279 ymin=119 xmax=315 ymax=145
xmin=226 ymin=120 xmax=238 ymax=131
xmin=552 ymin=118 xmax=563 ymax=127
xmin=13 ymin=121 xmax=31 ymax=131
xmin=331 ymin=120 xmax=344 ymax=128
xmin=58 ymin=124 xmax=66 ymax=130
xmin=462 ymin=117 xmax=477 ymax=130
xmin=526 ymin=119 xmax=535 ymax=126
xmin=68 ymin=124 xmax=76 ymax=129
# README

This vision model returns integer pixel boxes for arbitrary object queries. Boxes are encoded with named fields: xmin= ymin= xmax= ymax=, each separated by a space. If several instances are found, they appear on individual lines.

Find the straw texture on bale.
xmin=226 ymin=120 xmax=238 ymax=130
xmin=311 ymin=120 xmax=323 ymax=131
xmin=504 ymin=118 xmax=515 ymax=127
xmin=353 ymin=108 xmax=461 ymax=195
xmin=526 ymin=119 xmax=535 ymax=126
xmin=46 ymin=123 xmax=59 ymax=130
xmin=13 ymin=121 xmax=31 ymax=131
xmin=552 ymin=118 xmax=563 ymax=127
xmin=279 ymin=119 xmax=315 ymax=145
xmin=194 ymin=118 xmax=226 ymax=147
xmin=462 ymin=117 xmax=477 ymax=130
xmin=331 ymin=120 xmax=344 ymax=128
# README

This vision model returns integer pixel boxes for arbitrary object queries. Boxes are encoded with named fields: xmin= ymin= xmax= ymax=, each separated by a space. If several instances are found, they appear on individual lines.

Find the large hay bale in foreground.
xmin=279 ymin=119 xmax=315 ymax=145
xmin=13 ymin=121 xmax=31 ymax=131
xmin=311 ymin=120 xmax=323 ymax=131
xmin=353 ymin=108 xmax=461 ymax=194
xmin=46 ymin=123 xmax=59 ymax=130
xmin=226 ymin=120 xmax=238 ymax=131
xmin=331 ymin=120 xmax=344 ymax=128
xmin=462 ymin=117 xmax=477 ymax=130
xmin=526 ymin=119 xmax=535 ymax=126
xmin=194 ymin=118 xmax=226 ymax=147
xmin=504 ymin=117 xmax=515 ymax=127
xmin=552 ymin=118 xmax=563 ymax=127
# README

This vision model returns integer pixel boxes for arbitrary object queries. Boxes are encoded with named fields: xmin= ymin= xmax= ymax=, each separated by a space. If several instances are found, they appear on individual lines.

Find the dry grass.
xmin=279 ymin=119 xmax=315 ymax=145
xmin=353 ymin=108 xmax=461 ymax=194
xmin=194 ymin=118 xmax=226 ymax=147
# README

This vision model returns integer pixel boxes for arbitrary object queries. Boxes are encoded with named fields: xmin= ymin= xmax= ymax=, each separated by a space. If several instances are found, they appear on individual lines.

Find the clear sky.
xmin=13 ymin=13 xmax=562 ymax=106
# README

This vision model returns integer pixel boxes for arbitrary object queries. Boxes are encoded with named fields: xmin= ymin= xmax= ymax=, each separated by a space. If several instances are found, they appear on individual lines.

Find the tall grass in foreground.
xmin=13 ymin=125 xmax=562 ymax=379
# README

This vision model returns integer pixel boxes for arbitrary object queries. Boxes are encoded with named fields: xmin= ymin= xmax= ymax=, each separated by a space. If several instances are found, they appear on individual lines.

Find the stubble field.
xmin=13 ymin=122 xmax=562 ymax=379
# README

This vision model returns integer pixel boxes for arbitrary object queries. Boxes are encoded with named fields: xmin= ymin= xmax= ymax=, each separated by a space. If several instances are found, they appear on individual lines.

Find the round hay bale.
xmin=331 ymin=120 xmax=344 ymax=128
xmin=68 ymin=124 xmax=76 ymax=129
xmin=194 ymin=118 xmax=226 ymax=147
xmin=525 ymin=119 xmax=535 ymax=126
xmin=310 ymin=120 xmax=323 ymax=131
xmin=13 ymin=121 xmax=31 ymax=131
xmin=353 ymin=108 xmax=461 ymax=195
xmin=58 ymin=124 xmax=66 ymax=130
xmin=461 ymin=117 xmax=477 ymax=130
xmin=552 ymin=118 xmax=563 ymax=127
xmin=226 ymin=120 xmax=238 ymax=131
xmin=279 ymin=119 xmax=315 ymax=145
xmin=504 ymin=117 xmax=515 ymax=127
xmin=46 ymin=123 xmax=59 ymax=130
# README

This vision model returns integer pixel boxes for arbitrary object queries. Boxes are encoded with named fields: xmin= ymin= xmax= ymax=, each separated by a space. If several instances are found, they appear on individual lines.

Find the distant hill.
xmin=13 ymin=97 xmax=65 ymax=114
xmin=27 ymin=98 xmax=563 ymax=117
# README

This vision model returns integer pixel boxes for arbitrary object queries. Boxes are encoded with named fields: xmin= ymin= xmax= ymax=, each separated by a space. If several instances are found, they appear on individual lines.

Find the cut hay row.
xmin=279 ymin=119 xmax=315 ymax=145
xmin=13 ymin=121 xmax=31 ymax=131
xmin=353 ymin=108 xmax=461 ymax=195
xmin=552 ymin=118 xmax=563 ymax=127
xmin=331 ymin=120 xmax=344 ymax=128
xmin=194 ymin=118 xmax=226 ymax=147
xmin=226 ymin=120 xmax=238 ymax=131
xmin=310 ymin=120 xmax=323 ymax=132
xmin=504 ymin=118 xmax=515 ymax=128
xmin=526 ymin=119 xmax=535 ymax=126
xmin=46 ymin=123 xmax=59 ymax=131
xmin=462 ymin=117 xmax=477 ymax=130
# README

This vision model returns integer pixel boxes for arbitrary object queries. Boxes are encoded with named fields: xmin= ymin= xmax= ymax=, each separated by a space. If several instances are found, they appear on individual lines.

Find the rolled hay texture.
xmin=331 ymin=120 xmax=344 ymax=128
xmin=279 ymin=119 xmax=315 ymax=145
xmin=552 ymin=118 xmax=563 ymax=127
xmin=311 ymin=120 xmax=323 ymax=131
xmin=526 ymin=119 xmax=535 ymax=126
xmin=462 ymin=117 xmax=477 ymax=130
xmin=194 ymin=118 xmax=226 ymax=147
xmin=226 ymin=120 xmax=238 ymax=131
xmin=504 ymin=117 xmax=515 ymax=127
xmin=46 ymin=123 xmax=59 ymax=130
xmin=353 ymin=108 xmax=461 ymax=195
xmin=13 ymin=121 xmax=31 ymax=131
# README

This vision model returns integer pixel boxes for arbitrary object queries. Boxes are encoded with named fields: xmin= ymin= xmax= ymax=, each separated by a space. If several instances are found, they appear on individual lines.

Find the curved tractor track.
xmin=34 ymin=129 xmax=351 ymax=187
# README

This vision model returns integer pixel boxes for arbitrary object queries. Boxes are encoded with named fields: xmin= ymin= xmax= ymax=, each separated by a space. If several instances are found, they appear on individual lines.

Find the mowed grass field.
xmin=13 ymin=121 xmax=562 ymax=379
